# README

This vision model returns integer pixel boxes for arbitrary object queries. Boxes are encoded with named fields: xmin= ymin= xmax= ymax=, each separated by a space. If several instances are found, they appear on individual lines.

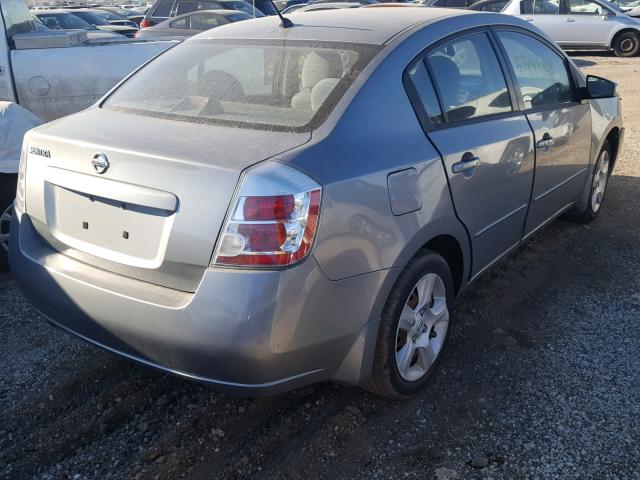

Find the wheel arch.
xmin=609 ymin=27 xmax=640 ymax=51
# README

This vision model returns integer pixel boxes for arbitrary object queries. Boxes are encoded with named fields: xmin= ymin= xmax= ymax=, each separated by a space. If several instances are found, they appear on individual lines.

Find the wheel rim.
xmin=395 ymin=273 xmax=449 ymax=382
xmin=621 ymin=38 xmax=635 ymax=53
xmin=0 ymin=204 xmax=12 ymax=254
xmin=591 ymin=150 xmax=610 ymax=213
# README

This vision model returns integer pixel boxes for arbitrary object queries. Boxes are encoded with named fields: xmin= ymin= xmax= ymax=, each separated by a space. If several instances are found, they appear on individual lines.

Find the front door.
xmin=494 ymin=29 xmax=592 ymax=237
xmin=555 ymin=0 xmax=617 ymax=47
xmin=407 ymin=30 xmax=535 ymax=277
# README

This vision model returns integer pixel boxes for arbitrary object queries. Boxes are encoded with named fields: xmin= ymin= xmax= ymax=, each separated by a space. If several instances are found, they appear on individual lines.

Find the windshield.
xmin=93 ymin=11 xmax=124 ymax=21
xmin=103 ymin=40 xmax=379 ymax=132
xmin=36 ymin=13 xmax=96 ymax=30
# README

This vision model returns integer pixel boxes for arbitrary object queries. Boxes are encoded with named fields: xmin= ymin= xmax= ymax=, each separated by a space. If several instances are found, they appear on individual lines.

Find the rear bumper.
xmin=10 ymin=209 xmax=389 ymax=395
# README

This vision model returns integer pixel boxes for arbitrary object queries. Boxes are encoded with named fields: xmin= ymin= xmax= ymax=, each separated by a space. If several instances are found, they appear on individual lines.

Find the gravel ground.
xmin=1 ymin=54 xmax=640 ymax=480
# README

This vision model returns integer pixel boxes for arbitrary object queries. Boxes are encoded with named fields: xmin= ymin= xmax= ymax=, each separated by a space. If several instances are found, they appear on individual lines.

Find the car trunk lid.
xmin=24 ymin=108 xmax=311 ymax=291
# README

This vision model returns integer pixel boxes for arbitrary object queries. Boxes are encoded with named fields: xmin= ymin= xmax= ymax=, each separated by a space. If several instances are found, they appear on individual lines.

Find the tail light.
xmin=15 ymin=142 xmax=27 ymax=212
xmin=212 ymin=162 xmax=321 ymax=268
xmin=139 ymin=18 xmax=151 ymax=28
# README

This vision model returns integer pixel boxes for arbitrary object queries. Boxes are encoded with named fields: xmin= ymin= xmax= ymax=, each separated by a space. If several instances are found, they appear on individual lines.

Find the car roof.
xmin=195 ymin=7 xmax=482 ymax=45
xmin=34 ymin=9 xmax=75 ymax=14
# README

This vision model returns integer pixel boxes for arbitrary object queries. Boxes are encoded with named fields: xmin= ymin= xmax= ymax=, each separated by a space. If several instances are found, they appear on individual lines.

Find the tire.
xmin=0 ymin=204 xmax=11 ymax=272
xmin=567 ymin=141 xmax=612 ymax=224
xmin=363 ymin=250 xmax=454 ymax=399
xmin=613 ymin=31 xmax=640 ymax=58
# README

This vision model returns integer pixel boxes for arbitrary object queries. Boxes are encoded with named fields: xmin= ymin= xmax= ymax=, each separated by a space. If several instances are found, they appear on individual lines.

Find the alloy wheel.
xmin=0 ymin=204 xmax=12 ymax=254
xmin=395 ymin=273 xmax=450 ymax=382
xmin=591 ymin=149 xmax=610 ymax=213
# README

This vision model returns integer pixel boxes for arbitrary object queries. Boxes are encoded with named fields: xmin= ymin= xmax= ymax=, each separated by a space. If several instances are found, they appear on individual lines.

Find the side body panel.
xmin=524 ymin=104 xmax=592 ymax=237
xmin=0 ymin=10 xmax=17 ymax=102
xmin=429 ymin=116 xmax=534 ymax=276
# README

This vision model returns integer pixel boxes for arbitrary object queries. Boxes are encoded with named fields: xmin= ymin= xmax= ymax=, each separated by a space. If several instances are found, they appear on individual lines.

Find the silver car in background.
xmin=502 ymin=0 xmax=640 ymax=56
xmin=11 ymin=8 xmax=622 ymax=398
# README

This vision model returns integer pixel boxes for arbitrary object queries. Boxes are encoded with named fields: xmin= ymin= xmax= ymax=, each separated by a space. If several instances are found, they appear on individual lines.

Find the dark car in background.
xmin=72 ymin=9 xmax=139 ymax=37
xmin=140 ymin=0 xmax=269 ymax=27
xmin=466 ymin=0 xmax=509 ymax=10
xmin=97 ymin=7 xmax=147 ymax=26
xmin=33 ymin=10 xmax=124 ymax=39
xmin=135 ymin=9 xmax=252 ymax=39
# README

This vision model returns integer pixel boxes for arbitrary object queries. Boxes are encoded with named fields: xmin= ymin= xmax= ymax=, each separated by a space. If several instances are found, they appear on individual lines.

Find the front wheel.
xmin=0 ymin=204 xmax=12 ymax=272
xmin=568 ymin=141 xmax=611 ymax=224
xmin=363 ymin=251 xmax=454 ymax=399
xmin=613 ymin=31 xmax=640 ymax=57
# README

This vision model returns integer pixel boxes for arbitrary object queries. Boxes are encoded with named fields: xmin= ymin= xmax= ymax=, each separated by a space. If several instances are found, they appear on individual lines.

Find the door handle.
xmin=566 ymin=18 xmax=576 ymax=22
xmin=523 ymin=17 xmax=534 ymax=21
xmin=536 ymin=134 xmax=555 ymax=152
xmin=452 ymin=154 xmax=480 ymax=174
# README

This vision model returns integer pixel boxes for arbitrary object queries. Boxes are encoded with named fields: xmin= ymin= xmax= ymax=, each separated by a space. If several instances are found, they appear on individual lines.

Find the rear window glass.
xmin=103 ymin=40 xmax=379 ymax=132
xmin=153 ymin=0 xmax=175 ymax=17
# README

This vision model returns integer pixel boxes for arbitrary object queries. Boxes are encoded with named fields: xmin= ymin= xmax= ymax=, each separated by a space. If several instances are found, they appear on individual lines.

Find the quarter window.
xmin=425 ymin=32 xmax=512 ymax=123
xmin=176 ymin=0 xmax=198 ymax=15
xmin=407 ymin=61 xmax=443 ymax=125
xmin=497 ymin=31 xmax=574 ymax=109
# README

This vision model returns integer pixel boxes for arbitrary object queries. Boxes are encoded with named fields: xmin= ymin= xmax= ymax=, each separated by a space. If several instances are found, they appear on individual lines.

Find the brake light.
xmin=139 ymin=18 xmax=151 ymax=28
xmin=15 ymin=142 xmax=27 ymax=212
xmin=212 ymin=162 xmax=322 ymax=268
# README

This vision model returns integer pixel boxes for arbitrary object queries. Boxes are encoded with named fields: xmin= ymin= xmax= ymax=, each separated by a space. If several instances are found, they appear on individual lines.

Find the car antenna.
xmin=269 ymin=0 xmax=294 ymax=28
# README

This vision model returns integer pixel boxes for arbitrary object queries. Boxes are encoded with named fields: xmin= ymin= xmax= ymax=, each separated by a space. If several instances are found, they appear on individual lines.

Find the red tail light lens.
xmin=139 ymin=18 xmax=151 ymax=28
xmin=243 ymin=195 xmax=295 ymax=221
xmin=212 ymin=163 xmax=322 ymax=268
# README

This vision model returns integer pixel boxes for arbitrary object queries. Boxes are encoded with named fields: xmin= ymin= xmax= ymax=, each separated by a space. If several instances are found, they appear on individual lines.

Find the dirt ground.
xmin=1 ymin=54 xmax=640 ymax=480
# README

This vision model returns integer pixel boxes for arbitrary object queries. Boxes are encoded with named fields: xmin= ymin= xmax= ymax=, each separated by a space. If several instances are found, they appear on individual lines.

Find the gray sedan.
xmin=11 ymin=8 xmax=622 ymax=398
xmin=134 ymin=9 xmax=253 ymax=39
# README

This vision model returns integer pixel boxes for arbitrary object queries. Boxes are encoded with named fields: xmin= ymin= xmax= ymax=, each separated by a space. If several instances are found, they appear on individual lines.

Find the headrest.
xmin=301 ymin=51 xmax=343 ymax=90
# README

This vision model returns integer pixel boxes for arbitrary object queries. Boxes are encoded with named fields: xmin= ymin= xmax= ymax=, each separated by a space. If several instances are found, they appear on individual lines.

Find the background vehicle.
xmin=135 ymin=9 xmax=251 ymax=38
xmin=609 ymin=0 xmax=640 ymax=16
xmin=71 ymin=9 xmax=139 ymax=37
xmin=79 ymin=8 xmax=140 ymax=28
xmin=1 ymin=0 xmax=176 ymax=121
xmin=33 ymin=10 xmax=125 ymax=39
xmin=467 ymin=0 xmax=509 ymax=10
xmin=140 ymin=0 xmax=268 ymax=26
xmin=0 ymin=102 xmax=41 ymax=272
xmin=96 ymin=6 xmax=147 ymax=26
xmin=295 ymin=2 xmax=361 ymax=10
xmin=282 ymin=2 xmax=309 ymax=11
xmin=502 ymin=0 xmax=640 ymax=56
xmin=424 ymin=0 xmax=481 ymax=8
xmin=11 ymin=9 xmax=622 ymax=399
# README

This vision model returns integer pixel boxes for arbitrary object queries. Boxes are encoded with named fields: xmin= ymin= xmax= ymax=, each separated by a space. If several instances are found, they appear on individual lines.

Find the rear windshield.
xmin=103 ymin=40 xmax=379 ymax=132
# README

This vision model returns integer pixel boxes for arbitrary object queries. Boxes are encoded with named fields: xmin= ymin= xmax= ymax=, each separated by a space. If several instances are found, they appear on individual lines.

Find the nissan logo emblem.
xmin=92 ymin=153 xmax=110 ymax=174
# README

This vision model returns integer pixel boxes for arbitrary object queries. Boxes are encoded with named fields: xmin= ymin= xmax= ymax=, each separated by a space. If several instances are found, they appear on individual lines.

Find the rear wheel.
xmin=363 ymin=251 xmax=454 ymax=399
xmin=613 ymin=31 xmax=640 ymax=57
xmin=0 ymin=204 xmax=12 ymax=272
xmin=568 ymin=141 xmax=611 ymax=224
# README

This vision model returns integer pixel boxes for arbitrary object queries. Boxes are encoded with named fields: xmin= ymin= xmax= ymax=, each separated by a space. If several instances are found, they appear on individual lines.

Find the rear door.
xmin=494 ymin=28 xmax=592 ymax=237
xmin=407 ymin=30 xmax=535 ymax=277
xmin=518 ymin=0 xmax=566 ymax=41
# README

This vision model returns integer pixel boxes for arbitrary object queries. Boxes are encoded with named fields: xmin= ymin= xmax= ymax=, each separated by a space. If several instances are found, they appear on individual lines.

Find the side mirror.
xmin=585 ymin=75 xmax=617 ymax=99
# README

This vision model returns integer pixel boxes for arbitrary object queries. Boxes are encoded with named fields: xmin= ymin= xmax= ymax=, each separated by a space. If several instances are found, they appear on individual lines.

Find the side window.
xmin=425 ymin=32 xmax=512 ymax=122
xmin=189 ymin=13 xmax=222 ymax=30
xmin=201 ymin=1 xmax=223 ymax=8
xmin=407 ymin=60 xmax=444 ymax=125
xmin=443 ymin=0 xmax=469 ymax=6
xmin=567 ymin=0 xmax=607 ymax=14
xmin=175 ymin=0 xmax=198 ymax=15
xmin=520 ymin=0 xmax=559 ymax=13
xmin=483 ymin=0 xmax=508 ymax=11
xmin=153 ymin=0 xmax=175 ymax=16
xmin=497 ymin=31 xmax=574 ymax=109
xmin=169 ymin=17 xmax=188 ymax=28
